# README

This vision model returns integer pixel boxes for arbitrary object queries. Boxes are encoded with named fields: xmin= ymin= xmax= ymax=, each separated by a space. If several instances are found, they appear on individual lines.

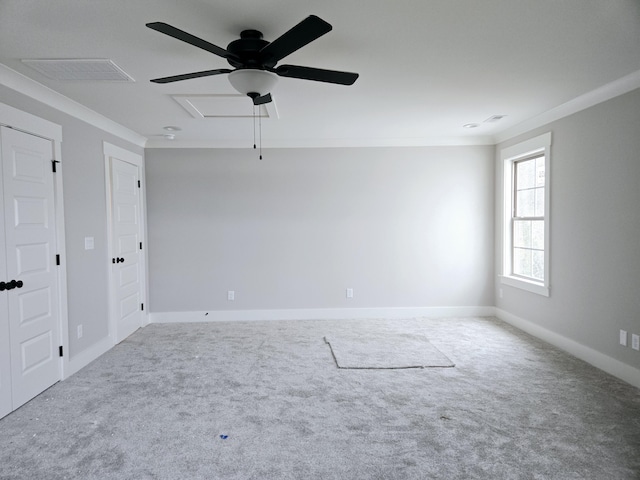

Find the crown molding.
xmin=0 ymin=64 xmax=147 ymax=147
xmin=494 ymin=69 xmax=640 ymax=144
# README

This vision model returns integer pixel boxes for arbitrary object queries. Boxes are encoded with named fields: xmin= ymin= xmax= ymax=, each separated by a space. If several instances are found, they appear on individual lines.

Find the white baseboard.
xmin=496 ymin=308 xmax=640 ymax=390
xmin=63 ymin=336 xmax=113 ymax=379
xmin=149 ymin=306 xmax=496 ymax=324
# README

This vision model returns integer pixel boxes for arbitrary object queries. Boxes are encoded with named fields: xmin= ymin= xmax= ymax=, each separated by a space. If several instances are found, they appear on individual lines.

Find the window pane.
xmin=516 ymin=190 xmax=535 ymax=217
xmin=535 ymin=187 xmax=545 ymax=216
xmin=513 ymin=248 xmax=532 ymax=277
xmin=535 ymin=156 xmax=545 ymax=187
xmin=532 ymin=250 xmax=544 ymax=280
xmin=532 ymin=220 xmax=544 ymax=250
xmin=516 ymin=159 xmax=535 ymax=190
xmin=513 ymin=220 xmax=531 ymax=248
xmin=504 ymin=137 xmax=549 ymax=289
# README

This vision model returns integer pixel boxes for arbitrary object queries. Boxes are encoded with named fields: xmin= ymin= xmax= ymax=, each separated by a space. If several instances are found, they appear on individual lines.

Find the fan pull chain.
xmin=259 ymin=107 xmax=263 ymax=160
xmin=253 ymin=105 xmax=257 ymax=150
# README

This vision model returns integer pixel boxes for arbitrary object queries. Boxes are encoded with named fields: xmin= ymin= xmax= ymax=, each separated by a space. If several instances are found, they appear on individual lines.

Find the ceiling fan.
xmin=146 ymin=15 xmax=359 ymax=105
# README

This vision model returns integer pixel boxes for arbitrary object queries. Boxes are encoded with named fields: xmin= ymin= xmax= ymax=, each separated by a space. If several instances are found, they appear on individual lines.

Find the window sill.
xmin=500 ymin=275 xmax=549 ymax=297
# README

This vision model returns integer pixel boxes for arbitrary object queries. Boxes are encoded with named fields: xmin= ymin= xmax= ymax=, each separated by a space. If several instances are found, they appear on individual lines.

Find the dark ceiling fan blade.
xmin=259 ymin=15 xmax=332 ymax=64
xmin=253 ymin=93 xmax=272 ymax=106
xmin=146 ymin=22 xmax=240 ymax=62
xmin=274 ymin=65 xmax=359 ymax=85
xmin=150 ymin=68 xmax=232 ymax=84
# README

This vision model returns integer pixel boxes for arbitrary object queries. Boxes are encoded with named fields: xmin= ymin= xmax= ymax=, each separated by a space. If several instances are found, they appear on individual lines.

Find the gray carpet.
xmin=324 ymin=333 xmax=455 ymax=369
xmin=1 ymin=317 xmax=639 ymax=480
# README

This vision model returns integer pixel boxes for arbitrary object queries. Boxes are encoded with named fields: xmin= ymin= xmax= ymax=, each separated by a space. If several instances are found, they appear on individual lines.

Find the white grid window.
xmin=501 ymin=133 xmax=551 ymax=296
xmin=513 ymin=154 xmax=545 ymax=281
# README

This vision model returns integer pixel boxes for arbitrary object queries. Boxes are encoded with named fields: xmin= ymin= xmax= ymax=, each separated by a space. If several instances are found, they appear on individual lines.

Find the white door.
xmin=0 ymin=150 xmax=11 ymax=418
xmin=109 ymin=156 xmax=143 ymax=343
xmin=0 ymin=126 xmax=60 ymax=410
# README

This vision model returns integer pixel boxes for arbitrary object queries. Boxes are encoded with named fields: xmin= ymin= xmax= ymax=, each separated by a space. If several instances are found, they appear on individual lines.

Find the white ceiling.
xmin=1 ymin=0 xmax=639 ymax=148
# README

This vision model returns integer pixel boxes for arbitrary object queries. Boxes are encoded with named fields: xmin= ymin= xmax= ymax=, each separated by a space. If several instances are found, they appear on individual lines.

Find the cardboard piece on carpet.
xmin=324 ymin=333 xmax=455 ymax=369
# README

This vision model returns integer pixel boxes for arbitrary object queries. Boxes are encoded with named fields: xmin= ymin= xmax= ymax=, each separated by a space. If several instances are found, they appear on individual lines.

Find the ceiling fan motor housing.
xmin=226 ymin=30 xmax=275 ymax=69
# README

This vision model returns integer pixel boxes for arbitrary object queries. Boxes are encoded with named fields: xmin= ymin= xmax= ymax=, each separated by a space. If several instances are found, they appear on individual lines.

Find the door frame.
xmin=104 ymin=142 xmax=148 ymax=344
xmin=0 ymin=102 xmax=69 ymax=380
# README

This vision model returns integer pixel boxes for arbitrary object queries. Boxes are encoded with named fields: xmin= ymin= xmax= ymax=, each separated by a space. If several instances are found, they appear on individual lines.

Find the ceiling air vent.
xmin=21 ymin=59 xmax=135 ymax=82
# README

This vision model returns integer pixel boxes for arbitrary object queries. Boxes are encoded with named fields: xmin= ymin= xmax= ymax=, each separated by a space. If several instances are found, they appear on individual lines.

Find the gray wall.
xmin=146 ymin=146 xmax=495 ymax=312
xmin=0 ymin=85 xmax=144 ymax=360
xmin=496 ymin=88 xmax=640 ymax=369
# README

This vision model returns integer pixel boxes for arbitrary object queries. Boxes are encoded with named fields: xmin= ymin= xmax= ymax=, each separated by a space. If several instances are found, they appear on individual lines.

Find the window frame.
xmin=500 ymin=132 xmax=551 ymax=297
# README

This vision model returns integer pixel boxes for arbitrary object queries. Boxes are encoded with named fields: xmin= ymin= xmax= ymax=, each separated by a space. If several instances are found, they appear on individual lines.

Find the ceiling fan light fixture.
xmin=228 ymin=69 xmax=278 ymax=97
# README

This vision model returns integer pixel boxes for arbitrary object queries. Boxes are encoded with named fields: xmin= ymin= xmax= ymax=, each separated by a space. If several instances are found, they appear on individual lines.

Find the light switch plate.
xmin=632 ymin=334 xmax=640 ymax=351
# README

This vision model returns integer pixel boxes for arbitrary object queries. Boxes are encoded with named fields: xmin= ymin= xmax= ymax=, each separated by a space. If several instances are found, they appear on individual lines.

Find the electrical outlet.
xmin=227 ymin=290 xmax=235 ymax=301
xmin=620 ymin=330 xmax=628 ymax=346
xmin=346 ymin=288 xmax=354 ymax=299
xmin=632 ymin=334 xmax=640 ymax=351
xmin=77 ymin=325 xmax=83 ymax=339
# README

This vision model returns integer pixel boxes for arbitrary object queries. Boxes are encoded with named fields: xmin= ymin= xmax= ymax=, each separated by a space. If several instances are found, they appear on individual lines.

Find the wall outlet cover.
xmin=632 ymin=333 xmax=640 ymax=351
xmin=620 ymin=330 xmax=628 ymax=346
xmin=227 ymin=290 xmax=235 ymax=301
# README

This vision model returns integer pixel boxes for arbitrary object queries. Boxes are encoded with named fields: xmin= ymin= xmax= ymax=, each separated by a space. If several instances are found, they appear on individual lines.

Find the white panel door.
xmin=0 ymin=141 xmax=11 ymax=419
xmin=110 ymin=157 xmax=142 ymax=343
xmin=1 ymin=126 xmax=60 ymax=410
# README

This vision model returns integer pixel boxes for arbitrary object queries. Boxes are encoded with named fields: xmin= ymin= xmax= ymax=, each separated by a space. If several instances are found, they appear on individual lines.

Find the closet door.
xmin=109 ymin=156 xmax=143 ymax=343
xmin=1 ymin=126 xmax=61 ymax=411
xmin=0 ymin=149 xmax=11 ymax=419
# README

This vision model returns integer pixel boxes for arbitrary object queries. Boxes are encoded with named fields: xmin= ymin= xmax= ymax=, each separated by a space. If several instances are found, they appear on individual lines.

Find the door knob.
xmin=1 ymin=280 xmax=24 ymax=291
xmin=117 ymin=257 xmax=125 ymax=263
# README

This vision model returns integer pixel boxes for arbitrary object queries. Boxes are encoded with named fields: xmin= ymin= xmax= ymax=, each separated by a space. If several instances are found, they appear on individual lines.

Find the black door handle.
xmin=1 ymin=280 xmax=24 ymax=291
xmin=6 ymin=280 xmax=18 ymax=290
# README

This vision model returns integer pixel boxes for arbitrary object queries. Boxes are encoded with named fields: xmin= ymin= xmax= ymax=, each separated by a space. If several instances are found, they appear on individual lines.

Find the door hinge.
xmin=56 ymin=254 xmax=61 ymax=266
xmin=137 ymin=180 xmax=141 ymax=188
xmin=51 ymin=160 xmax=60 ymax=173
xmin=141 ymin=303 xmax=144 ymax=311
xmin=139 ymin=242 xmax=143 ymax=250
xmin=59 ymin=346 xmax=63 ymax=357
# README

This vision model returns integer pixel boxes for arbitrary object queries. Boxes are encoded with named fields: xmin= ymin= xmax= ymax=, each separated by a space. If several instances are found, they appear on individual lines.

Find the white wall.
xmin=496 ymin=88 xmax=640 ymax=380
xmin=146 ymin=146 xmax=495 ymax=314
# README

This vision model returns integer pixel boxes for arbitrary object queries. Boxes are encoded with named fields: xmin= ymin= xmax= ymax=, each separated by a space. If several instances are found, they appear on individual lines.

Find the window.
xmin=501 ymin=133 xmax=551 ymax=296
